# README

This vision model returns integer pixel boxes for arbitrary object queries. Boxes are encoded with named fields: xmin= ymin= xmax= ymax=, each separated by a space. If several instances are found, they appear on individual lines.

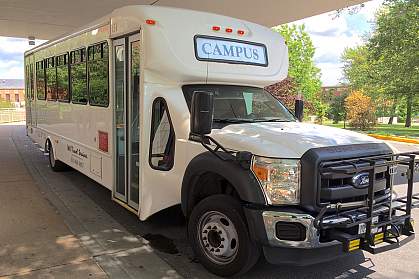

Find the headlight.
xmin=251 ymin=156 xmax=300 ymax=205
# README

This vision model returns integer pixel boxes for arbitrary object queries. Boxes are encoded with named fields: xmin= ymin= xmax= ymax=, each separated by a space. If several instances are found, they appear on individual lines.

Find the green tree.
xmin=269 ymin=24 xmax=322 ymax=106
xmin=369 ymin=0 xmax=419 ymax=127
xmin=343 ymin=0 xmax=419 ymax=127
xmin=327 ymin=90 xmax=349 ymax=123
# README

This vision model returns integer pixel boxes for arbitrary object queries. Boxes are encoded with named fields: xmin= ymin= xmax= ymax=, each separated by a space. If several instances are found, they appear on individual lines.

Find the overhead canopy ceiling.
xmin=1 ymin=0 xmax=369 ymax=40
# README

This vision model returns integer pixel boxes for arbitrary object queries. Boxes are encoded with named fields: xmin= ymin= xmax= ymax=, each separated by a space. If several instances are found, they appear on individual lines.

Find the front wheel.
xmin=188 ymin=194 xmax=260 ymax=277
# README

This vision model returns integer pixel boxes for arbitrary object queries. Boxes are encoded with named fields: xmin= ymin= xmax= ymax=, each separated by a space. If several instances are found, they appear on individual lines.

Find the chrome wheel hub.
xmin=198 ymin=211 xmax=239 ymax=264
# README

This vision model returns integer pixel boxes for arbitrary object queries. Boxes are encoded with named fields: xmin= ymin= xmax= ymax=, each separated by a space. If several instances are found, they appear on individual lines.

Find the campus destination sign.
xmin=195 ymin=36 xmax=268 ymax=66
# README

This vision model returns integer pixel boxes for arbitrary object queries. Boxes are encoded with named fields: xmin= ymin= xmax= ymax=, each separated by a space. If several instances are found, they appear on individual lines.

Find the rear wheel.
xmin=188 ymin=194 xmax=260 ymax=277
xmin=47 ymin=141 xmax=68 ymax=172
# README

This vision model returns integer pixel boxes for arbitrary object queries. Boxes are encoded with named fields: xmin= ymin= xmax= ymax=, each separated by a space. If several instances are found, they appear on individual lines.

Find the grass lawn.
xmin=323 ymin=122 xmax=419 ymax=139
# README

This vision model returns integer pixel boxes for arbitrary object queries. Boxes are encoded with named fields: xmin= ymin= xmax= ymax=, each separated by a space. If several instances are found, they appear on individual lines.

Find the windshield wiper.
xmin=213 ymin=118 xmax=255 ymax=123
xmin=253 ymin=118 xmax=291 ymax=122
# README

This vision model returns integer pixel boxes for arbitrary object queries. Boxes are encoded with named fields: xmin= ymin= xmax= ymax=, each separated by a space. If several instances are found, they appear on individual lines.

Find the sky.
xmin=0 ymin=0 xmax=383 ymax=86
xmin=290 ymin=0 xmax=383 ymax=85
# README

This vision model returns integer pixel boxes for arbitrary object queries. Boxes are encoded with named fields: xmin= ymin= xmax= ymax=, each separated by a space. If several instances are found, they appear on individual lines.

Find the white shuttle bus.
xmin=25 ymin=5 xmax=417 ymax=277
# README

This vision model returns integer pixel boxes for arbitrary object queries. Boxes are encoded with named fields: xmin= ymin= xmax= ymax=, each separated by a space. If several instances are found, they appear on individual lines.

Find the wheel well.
xmin=186 ymin=172 xmax=240 ymax=217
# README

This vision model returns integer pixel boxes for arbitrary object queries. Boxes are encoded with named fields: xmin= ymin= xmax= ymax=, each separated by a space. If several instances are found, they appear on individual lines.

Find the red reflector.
xmin=238 ymin=30 xmax=245 ymax=35
xmin=146 ymin=19 xmax=156 ymax=25
xmin=212 ymin=26 xmax=220 ymax=31
xmin=98 ymin=131 xmax=108 ymax=153
xmin=225 ymin=28 xmax=233 ymax=33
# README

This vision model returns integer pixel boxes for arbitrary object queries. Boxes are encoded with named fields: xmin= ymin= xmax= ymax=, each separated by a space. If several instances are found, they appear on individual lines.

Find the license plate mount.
xmin=358 ymin=216 xmax=379 ymax=234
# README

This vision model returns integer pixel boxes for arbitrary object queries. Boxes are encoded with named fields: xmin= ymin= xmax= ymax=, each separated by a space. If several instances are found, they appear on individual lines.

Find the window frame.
xmin=69 ymin=47 xmax=88 ymax=105
xmin=87 ymin=41 xmax=109 ymax=107
xmin=148 ymin=97 xmax=176 ymax=171
xmin=45 ymin=56 xmax=57 ymax=101
xmin=55 ymin=52 xmax=70 ymax=103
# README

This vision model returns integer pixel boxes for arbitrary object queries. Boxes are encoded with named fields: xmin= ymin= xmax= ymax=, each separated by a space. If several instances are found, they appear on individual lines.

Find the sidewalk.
xmin=0 ymin=123 xmax=181 ymax=279
xmin=0 ymin=124 xmax=107 ymax=278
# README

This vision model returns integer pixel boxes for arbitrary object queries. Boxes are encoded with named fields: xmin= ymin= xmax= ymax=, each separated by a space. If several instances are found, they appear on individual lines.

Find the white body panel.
xmin=211 ymin=122 xmax=381 ymax=158
xmin=24 ymin=5 xmax=384 ymax=221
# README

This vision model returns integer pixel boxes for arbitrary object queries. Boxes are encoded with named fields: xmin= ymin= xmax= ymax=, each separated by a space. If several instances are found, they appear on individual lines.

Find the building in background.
xmin=321 ymin=85 xmax=349 ymax=103
xmin=0 ymin=79 xmax=25 ymax=108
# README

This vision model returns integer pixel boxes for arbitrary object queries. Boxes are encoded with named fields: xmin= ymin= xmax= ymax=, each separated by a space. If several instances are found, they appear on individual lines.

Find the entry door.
xmin=113 ymin=34 xmax=141 ymax=210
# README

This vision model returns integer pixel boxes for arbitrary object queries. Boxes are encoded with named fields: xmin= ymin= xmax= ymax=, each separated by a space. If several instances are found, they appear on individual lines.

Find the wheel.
xmin=188 ymin=194 xmax=260 ymax=277
xmin=47 ymin=141 xmax=68 ymax=172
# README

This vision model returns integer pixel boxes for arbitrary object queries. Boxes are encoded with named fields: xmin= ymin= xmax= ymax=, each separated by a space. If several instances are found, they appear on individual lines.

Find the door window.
xmin=149 ymin=98 xmax=175 ymax=170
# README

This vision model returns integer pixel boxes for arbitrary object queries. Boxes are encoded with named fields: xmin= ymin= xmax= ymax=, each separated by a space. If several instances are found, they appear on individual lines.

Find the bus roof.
xmin=26 ymin=5 xmax=288 ymax=87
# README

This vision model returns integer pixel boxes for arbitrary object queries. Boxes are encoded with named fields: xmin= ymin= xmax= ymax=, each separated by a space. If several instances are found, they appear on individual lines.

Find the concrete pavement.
xmin=0 ymin=123 xmax=180 ymax=279
xmin=0 ymin=123 xmax=107 ymax=278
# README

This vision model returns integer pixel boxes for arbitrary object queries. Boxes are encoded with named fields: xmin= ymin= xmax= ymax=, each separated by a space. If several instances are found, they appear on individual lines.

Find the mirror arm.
xmin=199 ymin=135 xmax=234 ymax=161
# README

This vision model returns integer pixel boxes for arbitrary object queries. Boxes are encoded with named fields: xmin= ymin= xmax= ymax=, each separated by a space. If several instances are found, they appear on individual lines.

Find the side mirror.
xmin=294 ymin=99 xmax=304 ymax=122
xmin=190 ymin=91 xmax=214 ymax=135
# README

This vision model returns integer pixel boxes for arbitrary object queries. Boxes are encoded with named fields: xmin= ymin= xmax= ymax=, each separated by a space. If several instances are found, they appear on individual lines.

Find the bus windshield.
xmin=182 ymin=85 xmax=295 ymax=124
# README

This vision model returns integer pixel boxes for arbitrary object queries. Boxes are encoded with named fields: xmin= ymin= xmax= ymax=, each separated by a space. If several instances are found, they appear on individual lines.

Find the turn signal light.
xmin=253 ymin=163 xmax=269 ymax=181
xmin=225 ymin=28 xmax=233 ymax=33
xmin=146 ymin=19 xmax=156 ymax=25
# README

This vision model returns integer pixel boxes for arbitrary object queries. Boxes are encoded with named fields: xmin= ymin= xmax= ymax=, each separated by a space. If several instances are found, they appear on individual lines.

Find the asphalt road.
xmin=13 ymin=125 xmax=419 ymax=279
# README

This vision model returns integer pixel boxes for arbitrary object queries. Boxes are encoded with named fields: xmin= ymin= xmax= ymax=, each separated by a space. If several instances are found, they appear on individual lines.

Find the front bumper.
xmin=262 ymin=211 xmax=331 ymax=248
xmin=261 ymin=210 xmax=346 ymax=266
xmin=244 ymin=205 xmax=415 ymax=266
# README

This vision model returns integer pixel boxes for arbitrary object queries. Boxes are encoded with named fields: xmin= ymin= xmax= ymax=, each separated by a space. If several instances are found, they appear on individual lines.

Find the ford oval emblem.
xmin=351 ymin=173 xmax=370 ymax=188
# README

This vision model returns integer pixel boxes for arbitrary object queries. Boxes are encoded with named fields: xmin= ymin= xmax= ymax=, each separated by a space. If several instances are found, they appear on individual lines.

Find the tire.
xmin=47 ymin=141 xmax=68 ymax=172
xmin=188 ymin=194 xmax=260 ymax=277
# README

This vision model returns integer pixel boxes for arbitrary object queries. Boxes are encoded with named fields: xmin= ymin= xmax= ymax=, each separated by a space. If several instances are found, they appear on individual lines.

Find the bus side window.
xmin=36 ymin=61 xmax=46 ymax=100
xmin=88 ymin=42 xmax=109 ymax=107
xmin=56 ymin=54 xmax=70 ymax=102
xmin=25 ymin=65 xmax=30 ymax=100
xmin=70 ymin=48 xmax=88 ymax=104
xmin=46 ymin=57 xmax=57 ymax=101
xmin=30 ymin=64 xmax=34 ymax=100
xmin=149 ymin=98 xmax=175 ymax=171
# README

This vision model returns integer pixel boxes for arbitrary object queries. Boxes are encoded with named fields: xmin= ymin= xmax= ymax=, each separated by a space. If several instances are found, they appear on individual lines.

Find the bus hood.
xmin=210 ymin=122 xmax=382 ymax=158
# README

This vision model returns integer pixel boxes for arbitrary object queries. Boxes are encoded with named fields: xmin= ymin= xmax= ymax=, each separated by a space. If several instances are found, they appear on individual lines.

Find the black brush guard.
xmin=314 ymin=151 xmax=419 ymax=254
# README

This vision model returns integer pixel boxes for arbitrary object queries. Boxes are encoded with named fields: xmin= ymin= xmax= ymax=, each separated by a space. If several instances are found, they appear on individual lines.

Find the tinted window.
xmin=46 ymin=57 xmax=57 ymax=101
xmin=25 ymin=65 xmax=30 ymax=100
xmin=30 ymin=64 xmax=34 ymax=100
xmin=149 ymin=98 xmax=175 ymax=170
xmin=36 ymin=61 xmax=46 ymax=100
xmin=88 ymin=42 xmax=109 ymax=107
xmin=56 ymin=54 xmax=69 ymax=102
xmin=70 ymin=49 xmax=87 ymax=104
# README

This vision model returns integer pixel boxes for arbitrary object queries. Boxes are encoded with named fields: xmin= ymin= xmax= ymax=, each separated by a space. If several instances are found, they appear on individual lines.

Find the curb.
xmin=368 ymin=134 xmax=419 ymax=144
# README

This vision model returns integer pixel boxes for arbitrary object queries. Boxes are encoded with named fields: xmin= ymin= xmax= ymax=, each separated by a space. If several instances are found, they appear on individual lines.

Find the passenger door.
xmin=113 ymin=33 xmax=141 ymax=210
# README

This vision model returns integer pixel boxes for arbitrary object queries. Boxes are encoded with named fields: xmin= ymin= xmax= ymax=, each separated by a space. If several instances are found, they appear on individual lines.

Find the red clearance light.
xmin=237 ymin=30 xmax=245 ymax=35
xmin=212 ymin=26 xmax=220 ymax=31
xmin=225 ymin=28 xmax=233 ymax=33
xmin=146 ymin=19 xmax=156 ymax=25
